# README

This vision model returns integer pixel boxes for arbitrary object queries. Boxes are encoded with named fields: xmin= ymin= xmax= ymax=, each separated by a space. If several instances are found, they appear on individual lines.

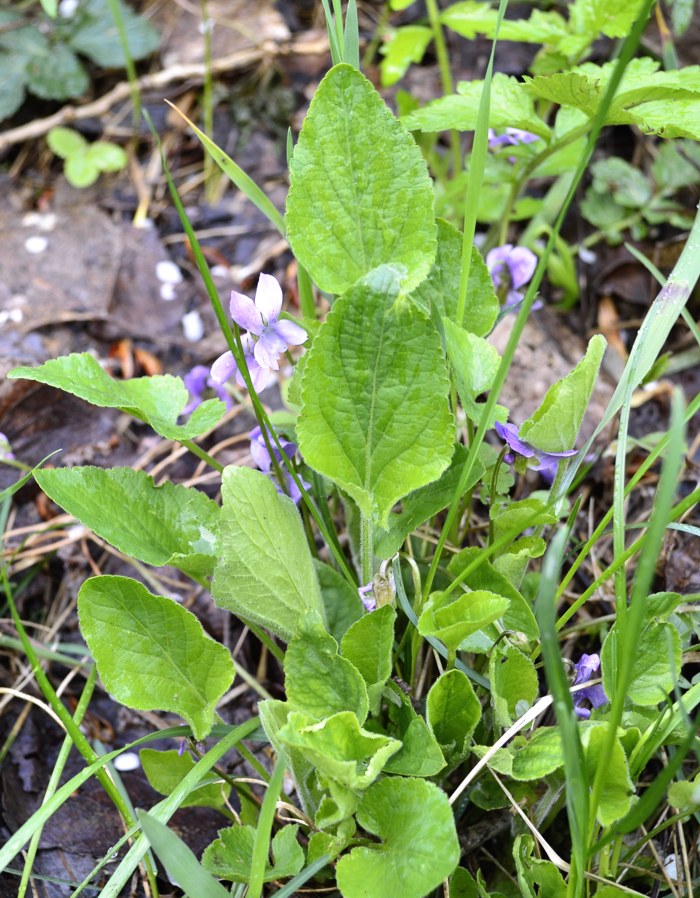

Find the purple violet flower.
xmin=495 ymin=420 xmax=576 ymax=478
xmin=486 ymin=244 xmax=539 ymax=309
xmin=358 ymin=582 xmax=377 ymax=613
xmin=182 ymin=365 xmax=234 ymax=416
xmin=0 ymin=432 xmax=15 ymax=462
xmin=210 ymin=274 xmax=307 ymax=392
xmin=249 ymin=424 xmax=309 ymax=504
xmin=488 ymin=127 xmax=539 ymax=149
xmin=572 ymin=653 xmax=608 ymax=719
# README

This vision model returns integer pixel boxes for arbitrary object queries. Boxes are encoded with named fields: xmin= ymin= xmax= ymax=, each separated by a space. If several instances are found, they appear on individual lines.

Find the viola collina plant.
xmin=6 ymin=21 xmax=700 ymax=895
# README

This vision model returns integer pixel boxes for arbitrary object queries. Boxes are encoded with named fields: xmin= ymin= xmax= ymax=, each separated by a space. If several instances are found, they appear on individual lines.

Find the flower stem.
xmin=425 ymin=0 xmax=461 ymax=177
xmin=360 ymin=513 xmax=374 ymax=586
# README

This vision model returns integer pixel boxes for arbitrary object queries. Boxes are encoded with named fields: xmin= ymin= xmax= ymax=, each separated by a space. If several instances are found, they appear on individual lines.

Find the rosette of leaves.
xmin=48 ymin=126 xmax=127 ymax=187
xmin=0 ymin=0 xmax=159 ymax=121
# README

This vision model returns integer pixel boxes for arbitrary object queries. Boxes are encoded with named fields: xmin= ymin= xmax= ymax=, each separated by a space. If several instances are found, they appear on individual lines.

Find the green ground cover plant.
xmin=1 ymin=0 xmax=699 ymax=895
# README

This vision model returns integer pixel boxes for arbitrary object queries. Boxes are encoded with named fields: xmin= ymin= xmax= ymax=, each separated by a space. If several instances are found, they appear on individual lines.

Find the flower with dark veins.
xmin=572 ymin=653 xmax=608 ymax=719
xmin=210 ymin=274 xmax=307 ymax=392
xmin=249 ymin=424 xmax=309 ymax=504
xmin=486 ymin=244 xmax=539 ymax=309
xmin=495 ymin=420 xmax=576 ymax=479
xmin=182 ymin=365 xmax=234 ymax=416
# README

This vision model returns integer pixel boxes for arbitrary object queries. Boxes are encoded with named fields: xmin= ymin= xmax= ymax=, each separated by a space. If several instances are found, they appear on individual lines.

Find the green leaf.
xmin=585 ymin=728 xmax=634 ymax=826
xmin=140 ymin=749 xmax=230 ymax=808
xmin=40 ymin=0 xmax=58 ymax=16
xmin=25 ymin=43 xmax=88 ymax=100
xmin=336 ymin=778 xmax=460 ymax=898
xmin=418 ymin=590 xmax=510 ymax=652
xmin=411 ymin=220 xmax=499 ymax=337
xmin=88 ymin=140 xmax=128 ymax=172
xmin=489 ymin=646 xmax=539 ymax=728
xmin=278 ymin=710 xmax=401 ymax=789
xmin=285 ymin=615 xmax=368 ymax=721
xmin=519 ymin=334 xmax=606 ymax=453
xmin=602 ymin=619 xmax=681 ymax=707
xmin=445 ymin=322 xmax=506 ymax=427
xmin=202 ymin=824 xmax=304 ymax=883
xmin=509 ymin=727 xmax=564 ymax=781
xmin=447 ymin=548 xmax=539 ymax=640
xmin=35 ymin=466 xmax=219 ymax=579
xmin=379 ymin=25 xmax=433 ymax=87
xmin=137 ymin=810 xmax=230 ymax=898
xmin=315 ymin=561 xmax=363 ymax=643
xmin=590 ymin=157 xmax=652 ymax=208
xmin=404 ymin=73 xmax=550 ymax=139
xmin=78 ymin=576 xmax=234 ymax=740
xmin=382 ymin=681 xmax=446 ymax=777
xmin=64 ymin=153 xmax=99 ymax=188
xmin=341 ymin=606 xmax=395 ymax=714
xmin=668 ymin=773 xmax=700 ymax=809
xmin=298 ymin=267 xmax=454 ymax=526
xmin=0 ymin=53 xmax=26 ymax=120
xmin=286 ymin=63 xmax=437 ymax=295
xmin=427 ymin=669 xmax=481 ymax=764
xmin=374 ymin=444 xmax=485 ymax=559
xmin=212 ymin=467 xmax=324 ymax=642
xmin=68 ymin=0 xmax=160 ymax=66
xmin=513 ymin=834 xmax=566 ymax=898
xmin=568 ymin=0 xmax=648 ymax=40
xmin=47 ymin=126 xmax=88 ymax=158
xmin=9 ymin=353 xmax=226 ymax=441
xmin=442 ymin=3 xmax=567 ymax=45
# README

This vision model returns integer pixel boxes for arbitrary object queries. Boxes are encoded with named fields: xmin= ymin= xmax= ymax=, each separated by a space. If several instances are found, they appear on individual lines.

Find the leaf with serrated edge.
xmin=9 ymin=353 xmax=225 ymax=440
xmin=212 ymin=467 xmax=324 ymax=641
xmin=35 ymin=467 xmax=219 ymax=579
xmin=78 ymin=576 xmax=234 ymax=740
xmin=298 ymin=266 xmax=454 ymax=526
xmin=286 ymin=63 xmax=436 ymax=295
xmin=336 ymin=778 xmax=460 ymax=898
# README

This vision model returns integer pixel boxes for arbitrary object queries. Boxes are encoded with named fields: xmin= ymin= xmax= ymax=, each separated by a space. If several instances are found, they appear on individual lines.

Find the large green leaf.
xmin=441 ymin=3 xmax=567 ymax=45
xmin=489 ymin=646 xmax=538 ymax=728
xmin=25 ymin=42 xmax=88 ymax=100
xmin=286 ymin=63 xmax=436 ymax=295
xmin=341 ymin=606 xmax=395 ymax=714
xmin=585 ymin=728 xmax=634 ymax=826
xmin=403 ymin=73 xmax=550 ymax=138
xmin=78 ymin=576 xmax=234 ymax=740
xmin=410 ymin=220 xmax=499 ymax=337
xmin=519 ymin=334 xmax=606 ymax=453
xmin=426 ymin=669 xmax=481 ymax=765
xmin=374 ymin=444 xmax=485 ymax=559
xmin=418 ymin=590 xmax=510 ymax=652
xmin=379 ymin=25 xmax=433 ymax=87
xmin=298 ymin=267 xmax=454 ymax=526
xmin=445 ymin=322 xmax=506 ymax=427
xmin=382 ymin=681 xmax=446 ymax=777
xmin=211 ymin=467 xmax=324 ymax=641
xmin=35 ymin=466 xmax=219 ymax=579
xmin=9 ymin=353 xmax=225 ymax=441
xmin=285 ymin=614 xmax=369 ymax=722
xmin=315 ymin=560 xmax=363 ymax=643
xmin=336 ymin=778 xmax=460 ymax=898
xmin=602 ymin=619 xmax=681 ymax=707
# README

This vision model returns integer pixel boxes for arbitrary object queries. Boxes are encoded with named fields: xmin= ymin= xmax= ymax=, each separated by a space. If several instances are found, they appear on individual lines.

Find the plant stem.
xmin=425 ymin=0 xmax=461 ymax=177
xmin=360 ymin=513 xmax=373 ymax=586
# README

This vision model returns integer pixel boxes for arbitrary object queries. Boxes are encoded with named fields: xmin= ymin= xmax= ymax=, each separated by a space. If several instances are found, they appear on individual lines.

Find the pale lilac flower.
xmin=358 ymin=582 xmax=377 ymax=613
xmin=249 ymin=425 xmax=309 ymax=504
xmin=210 ymin=332 xmax=273 ymax=393
xmin=486 ymin=244 xmax=538 ymax=309
xmin=182 ymin=365 xmax=234 ymax=416
xmin=0 ymin=432 xmax=15 ymax=462
xmin=495 ymin=421 xmax=576 ymax=478
xmin=572 ymin=653 xmax=608 ymax=719
xmin=229 ymin=273 xmax=307 ymax=371
xmin=488 ymin=127 xmax=539 ymax=149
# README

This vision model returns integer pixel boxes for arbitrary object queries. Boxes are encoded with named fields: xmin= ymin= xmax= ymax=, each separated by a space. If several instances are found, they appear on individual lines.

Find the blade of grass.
xmin=535 ymin=526 xmax=589 ymax=896
xmin=105 ymin=0 xmax=141 ymax=123
xmin=137 ymin=810 xmax=230 ymax=898
xmin=272 ymin=854 xmax=331 ymax=896
xmin=320 ymin=0 xmax=342 ymax=65
xmin=343 ymin=0 xmax=359 ymax=69
xmin=248 ymin=749 xmax=287 ymax=898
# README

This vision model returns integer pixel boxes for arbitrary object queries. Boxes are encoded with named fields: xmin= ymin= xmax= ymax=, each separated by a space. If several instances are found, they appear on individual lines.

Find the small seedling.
xmin=47 ymin=126 xmax=128 ymax=187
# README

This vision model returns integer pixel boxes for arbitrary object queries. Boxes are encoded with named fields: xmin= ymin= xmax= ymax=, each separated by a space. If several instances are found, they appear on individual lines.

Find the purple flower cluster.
xmin=495 ymin=421 xmax=576 ymax=479
xmin=486 ymin=244 xmax=538 ymax=310
xmin=211 ymin=274 xmax=307 ymax=393
xmin=572 ymin=653 xmax=608 ymax=719
xmin=182 ymin=365 xmax=234 ymax=416
xmin=250 ymin=425 xmax=309 ymax=504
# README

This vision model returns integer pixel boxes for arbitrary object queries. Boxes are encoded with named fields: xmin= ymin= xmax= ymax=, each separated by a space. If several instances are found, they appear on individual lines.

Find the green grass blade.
xmin=272 ymin=854 xmax=331 ymax=897
xmin=165 ymin=101 xmax=285 ymax=235
xmin=320 ymin=0 xmax=342 ymax=64
xmin=535 ymin=527 xmax=589 ymax=891
xmin=247 ymin=749 xmax=287 ymax=898
xmin=343 ymin=0 xmax=360 ymax=69
xmin=137 ymin=810 xmax=230 ymax=898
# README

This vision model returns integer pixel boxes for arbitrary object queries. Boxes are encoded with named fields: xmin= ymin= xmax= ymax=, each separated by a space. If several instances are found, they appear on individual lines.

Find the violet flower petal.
xmin=274 ymin=318 xmax=308 ymax=346
xmin=358 ymin=583 xmax=377 ymax=612
xmin=507 ymin=246 xmax=538 ymax=290
xmin=495 ymin=421 xmax=536 ymax=459
xmin=254 ymin=273 xmax=283 ymax=324
xmin=254 ymin=330 xmax=286 ymax=370
xmin=210 ymin=351 xmax=238 ymax=385
xmin=229 ymin=290 xmax=263 ymax=335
